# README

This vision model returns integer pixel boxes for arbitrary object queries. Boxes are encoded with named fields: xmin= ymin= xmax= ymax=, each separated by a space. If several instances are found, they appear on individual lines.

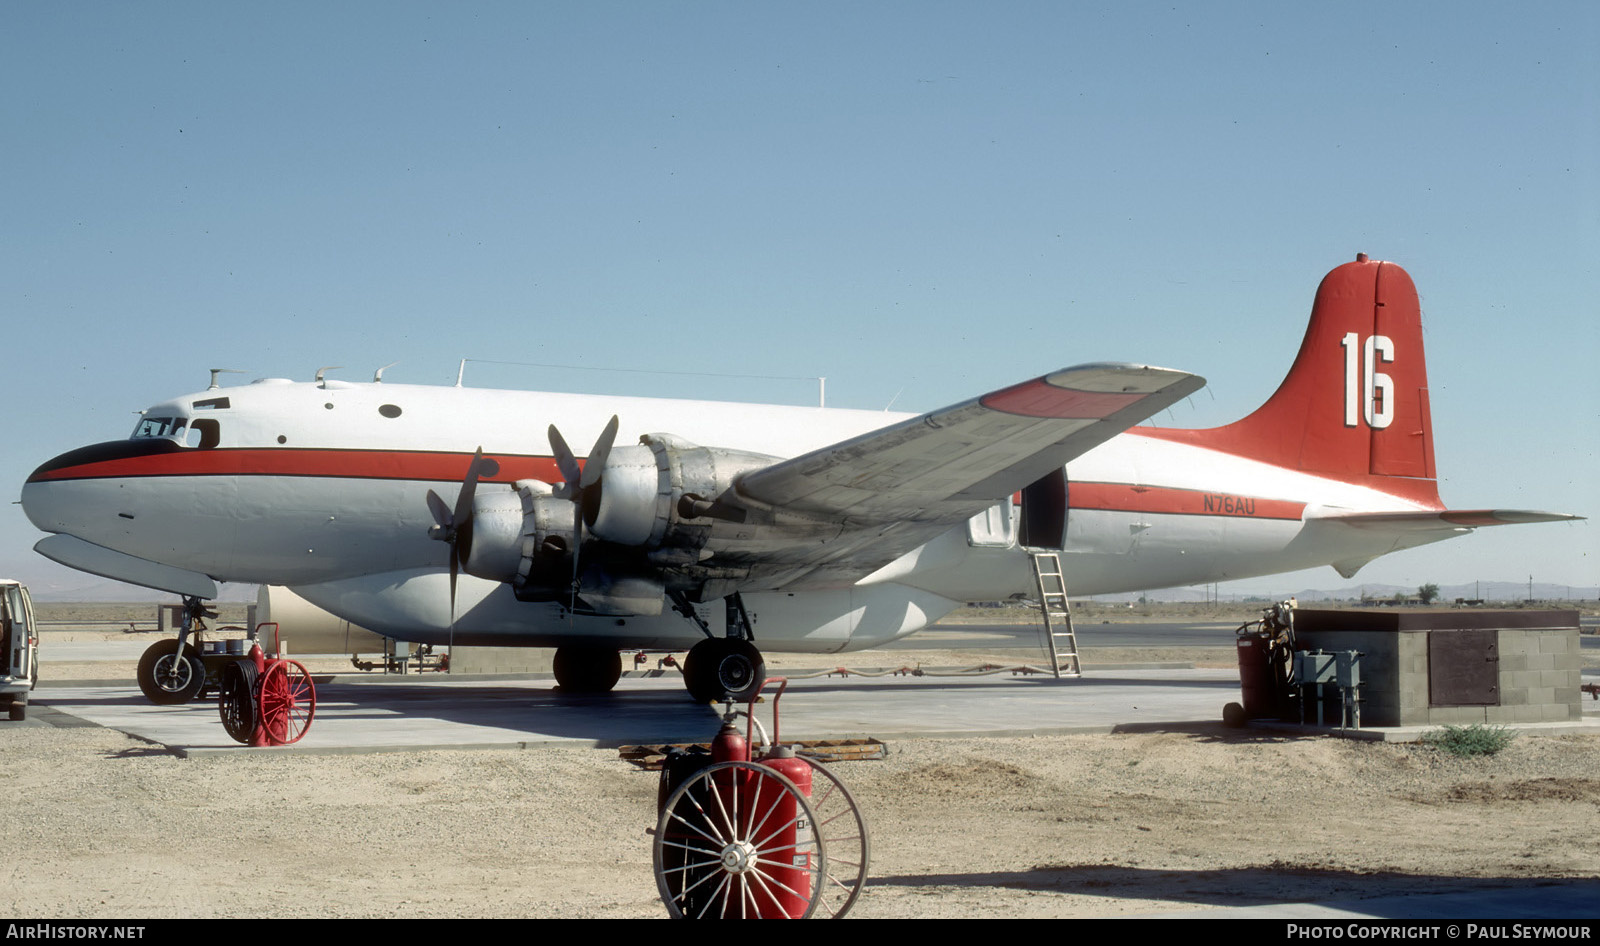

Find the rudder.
xmin=1142 ymin=255 xmax=1440 ymax=506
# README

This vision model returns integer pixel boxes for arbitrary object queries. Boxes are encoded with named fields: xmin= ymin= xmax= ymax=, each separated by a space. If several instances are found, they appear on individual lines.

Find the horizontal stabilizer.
xmin=1310 ymin=508 xmax=1582 ymax=532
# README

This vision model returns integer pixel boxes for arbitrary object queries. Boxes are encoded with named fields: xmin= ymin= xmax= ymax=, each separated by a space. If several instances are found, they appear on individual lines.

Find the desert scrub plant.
xmin=1420 ymin=724 xmax=1517 ymax=757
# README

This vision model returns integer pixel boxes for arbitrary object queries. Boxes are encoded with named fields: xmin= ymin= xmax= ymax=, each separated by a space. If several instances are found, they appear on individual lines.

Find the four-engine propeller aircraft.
xmin=20 ymin=256 xmax=1577 ymax=702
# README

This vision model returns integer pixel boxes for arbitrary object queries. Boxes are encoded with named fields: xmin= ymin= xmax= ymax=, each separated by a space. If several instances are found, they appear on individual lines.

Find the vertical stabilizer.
xmin=1142 ymin=256 xmax=1440 ymax=506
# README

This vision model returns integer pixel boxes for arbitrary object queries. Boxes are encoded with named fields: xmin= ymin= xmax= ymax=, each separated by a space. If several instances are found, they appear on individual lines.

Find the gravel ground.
xmin=7 ymin=631 xmax=1599 ymax=919
xmin=3 ymin=722 xmax=1597 ymax=918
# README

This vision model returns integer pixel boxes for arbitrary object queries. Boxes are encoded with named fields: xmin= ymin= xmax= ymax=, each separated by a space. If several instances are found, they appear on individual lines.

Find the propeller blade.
xmin=425 ymin=489 xmax=452 ymax=532
xmin=569 ymin=495 xmax=584 ymax=614
xmin=447 ymin=526 xmax=459 ymax=668
xmin=448 ymin=541 xmax=459 ymax=620
xmin=579 ymin=415 xmax=620 ymax=490
xmin=451 ymin=448 xmax=493 ymax=532
xmin=545 ymin=416 xmax=622 ymax=615
xmin=425 ymin=447 xmax=501 ymax=658
xmin=548 ymin=426 xmax=582 ymax=491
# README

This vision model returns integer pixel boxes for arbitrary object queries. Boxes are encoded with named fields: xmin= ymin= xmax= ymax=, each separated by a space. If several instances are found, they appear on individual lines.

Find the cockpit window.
xmin=129 ymin=414 xmax=220 ymax=448
xmin=130 ymin=416 xmax=188 ymax=440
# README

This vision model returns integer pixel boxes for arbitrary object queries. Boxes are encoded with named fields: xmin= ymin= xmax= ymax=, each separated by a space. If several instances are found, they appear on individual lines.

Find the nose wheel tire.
xmin=683 ymin=639 xmax=766 ymax=704
xmin=137 ymin=639 xmax=206 ymax=705
xmin=654 ymin=761 xmax=826 ymax=919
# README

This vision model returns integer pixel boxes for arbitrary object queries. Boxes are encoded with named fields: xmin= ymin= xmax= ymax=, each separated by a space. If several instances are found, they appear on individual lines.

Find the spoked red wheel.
xmin=654 ymin=761 xmax=826 ymax=919
xmin=256 ymin=659 xmax=316 ymax=745
xmin=798 ymin=757 xmax=870 ymax=918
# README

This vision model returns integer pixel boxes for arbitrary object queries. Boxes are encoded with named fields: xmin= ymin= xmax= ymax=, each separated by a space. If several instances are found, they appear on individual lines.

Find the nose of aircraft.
xmin=23 ymin=444 xmax=102 ymax=535
xmin=21 ymin=439 xmax=176 ymax=535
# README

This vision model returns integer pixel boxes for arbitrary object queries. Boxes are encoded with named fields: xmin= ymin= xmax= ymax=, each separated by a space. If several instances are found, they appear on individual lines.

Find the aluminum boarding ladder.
xmin=1028 ymin=550 xmax=1081 ymax=678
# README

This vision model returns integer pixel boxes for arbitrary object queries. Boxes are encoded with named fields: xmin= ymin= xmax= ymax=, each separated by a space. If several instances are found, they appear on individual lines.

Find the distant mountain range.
xmin=19 ymin=576 xmax=261 ymax=603
xmin=1088 ymin=580 xmax=1597 ymax=604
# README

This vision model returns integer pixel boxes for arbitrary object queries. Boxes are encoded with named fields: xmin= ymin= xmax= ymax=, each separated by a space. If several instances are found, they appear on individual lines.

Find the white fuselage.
xmin=22 ymin=378 xmax=1446 ymax=653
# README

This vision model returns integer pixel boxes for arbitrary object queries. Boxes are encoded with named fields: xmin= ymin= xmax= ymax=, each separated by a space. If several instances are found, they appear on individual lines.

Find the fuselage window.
xmin=187 ymin=419 xmax=222 ymax=449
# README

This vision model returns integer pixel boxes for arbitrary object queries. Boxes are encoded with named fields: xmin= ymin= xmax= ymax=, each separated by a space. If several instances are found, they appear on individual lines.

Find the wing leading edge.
xmin=717 ymin=363 xmax=1205 ymax=591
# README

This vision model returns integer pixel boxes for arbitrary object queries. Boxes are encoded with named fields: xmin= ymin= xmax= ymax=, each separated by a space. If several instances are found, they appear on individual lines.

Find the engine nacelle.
xmin=461 ymin=480 xmax=577 ymax=585
xmin=458 ymin=436 xmax=778 ymax=614
xmin=584 ymin=434 xmax=779 ymax=559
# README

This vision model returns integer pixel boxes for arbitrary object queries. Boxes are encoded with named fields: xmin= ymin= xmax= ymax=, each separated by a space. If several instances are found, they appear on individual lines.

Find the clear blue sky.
xmin=3 ymin=2 xmax=1595 ymax=597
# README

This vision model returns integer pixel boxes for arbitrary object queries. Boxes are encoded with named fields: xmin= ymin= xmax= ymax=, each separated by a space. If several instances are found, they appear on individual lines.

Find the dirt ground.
xmin=7 ymin=604 xmax=1598 ymax=918
xmin=4 ymin=722 xmax=1598 ymax=918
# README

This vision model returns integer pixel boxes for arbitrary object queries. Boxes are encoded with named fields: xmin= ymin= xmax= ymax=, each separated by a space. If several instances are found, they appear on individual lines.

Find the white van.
xmin=1 ymin=580 xmax=38 ymax=721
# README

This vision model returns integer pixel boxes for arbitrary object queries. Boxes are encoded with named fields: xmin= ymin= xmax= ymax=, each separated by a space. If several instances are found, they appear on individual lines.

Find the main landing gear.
xmin=683 ymin=638 xmax=765 ymax=705
xmin=551 ymin=593 xmax=769 ymax=703
xmin=552 ymin=645 xmax=623 ymax=694
xmin=676 ymin=592 xmax=765 ymax=705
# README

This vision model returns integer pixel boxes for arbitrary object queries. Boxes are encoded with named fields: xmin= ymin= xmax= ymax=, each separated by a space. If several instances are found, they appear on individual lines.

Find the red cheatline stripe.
xmin=1071 ymin=482 xmax=1306 ymax=521
xmin=980 ymin=379 xmax=1147 ymax=418
xmin=32 ymin=448 xmax=567 ymax=484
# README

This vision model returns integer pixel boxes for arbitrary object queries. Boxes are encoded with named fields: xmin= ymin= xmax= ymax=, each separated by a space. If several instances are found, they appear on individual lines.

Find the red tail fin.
xmin=1142 ymin=256 xmax=1441 ymax=507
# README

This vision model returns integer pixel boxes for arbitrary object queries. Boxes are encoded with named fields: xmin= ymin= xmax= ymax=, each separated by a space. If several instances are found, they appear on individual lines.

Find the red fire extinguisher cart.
xmin=653 ymin=677 xmax=869 ymax=919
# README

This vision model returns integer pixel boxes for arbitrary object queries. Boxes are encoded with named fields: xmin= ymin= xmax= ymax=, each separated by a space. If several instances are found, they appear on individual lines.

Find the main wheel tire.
xmin=137 ymin=639 xmax=206 ymax=705
xmin=684 ymin=639 xmax=766 ymax=704
xmin=654 ymin=761 xmax=826 ymax=919
xmin=553 ymin=646 xmax=623 ymax=694
xmin=8 ymin=698 xmax=23 ymax=722
xmin=218 ymin=660 xmax=260 ymax=744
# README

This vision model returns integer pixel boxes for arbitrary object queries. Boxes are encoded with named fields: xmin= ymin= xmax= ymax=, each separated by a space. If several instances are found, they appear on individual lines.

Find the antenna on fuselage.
xmin=374 ymin=362 xmax=398 ymax=383
xmin=314 ymin=366 xmax=344 ymax=384
xmin=207 ymin=368 xmax=246 ymax=390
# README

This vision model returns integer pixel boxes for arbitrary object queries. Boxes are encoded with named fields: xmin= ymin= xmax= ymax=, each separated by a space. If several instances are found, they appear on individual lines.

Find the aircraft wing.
xmin=717 ymin=363 xmax=1205 ymax=590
